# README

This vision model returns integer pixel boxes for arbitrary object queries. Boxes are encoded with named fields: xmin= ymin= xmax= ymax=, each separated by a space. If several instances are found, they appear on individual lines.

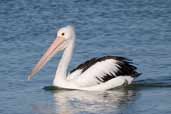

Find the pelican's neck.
xmin=53 ymin=38 xmax=75 ymax=85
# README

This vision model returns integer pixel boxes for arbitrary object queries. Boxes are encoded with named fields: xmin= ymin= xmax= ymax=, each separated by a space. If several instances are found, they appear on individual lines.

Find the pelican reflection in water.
xmin=31 ymin=89 xmax=136 ymax=114
xmin=52 ymin=89 xmax=136 ymax=114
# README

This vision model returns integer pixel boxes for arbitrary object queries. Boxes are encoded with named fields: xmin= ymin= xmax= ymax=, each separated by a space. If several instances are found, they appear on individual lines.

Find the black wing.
xmin=70 ymin=56 xmax=141 ymax=82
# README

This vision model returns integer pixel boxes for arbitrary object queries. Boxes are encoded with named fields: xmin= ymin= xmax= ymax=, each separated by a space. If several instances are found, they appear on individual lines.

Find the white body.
xmin=52 ymin=40 xmax=134 ymax=91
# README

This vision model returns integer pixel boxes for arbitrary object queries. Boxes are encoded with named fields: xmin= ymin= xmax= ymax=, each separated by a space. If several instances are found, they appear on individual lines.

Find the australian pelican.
xmin=28 ymin=25 xmax=140 ymax=91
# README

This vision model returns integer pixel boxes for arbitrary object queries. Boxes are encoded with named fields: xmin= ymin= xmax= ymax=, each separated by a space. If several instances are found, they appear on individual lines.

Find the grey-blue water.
xmin=0 ymin=0 xmax=171 ymax=114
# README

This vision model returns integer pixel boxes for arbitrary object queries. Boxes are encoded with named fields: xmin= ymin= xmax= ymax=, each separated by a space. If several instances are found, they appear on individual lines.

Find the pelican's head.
xmin=28 ymin=25 xmax=75 ymax=80
xmin=58 ymin=25 xmax=75 ymax=40
xmin=55 ymin=25 xmax=75 ymax=50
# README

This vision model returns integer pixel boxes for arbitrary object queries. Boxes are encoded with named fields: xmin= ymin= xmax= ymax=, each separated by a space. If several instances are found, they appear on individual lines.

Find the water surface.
xmin=0 ymin=0 xmax=171 ymax=114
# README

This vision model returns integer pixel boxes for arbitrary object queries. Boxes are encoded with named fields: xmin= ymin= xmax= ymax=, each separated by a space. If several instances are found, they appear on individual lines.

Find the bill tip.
xmin=27 ymin=75 xmax=32 ymax=81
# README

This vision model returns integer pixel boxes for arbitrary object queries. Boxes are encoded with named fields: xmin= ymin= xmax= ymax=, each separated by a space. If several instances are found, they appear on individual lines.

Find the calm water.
xmin=0 ymin=0 xmax=171 ymax=114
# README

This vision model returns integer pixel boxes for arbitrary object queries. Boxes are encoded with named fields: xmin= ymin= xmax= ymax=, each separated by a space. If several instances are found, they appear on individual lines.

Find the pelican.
xmin=28 ymin=25 xmax=140 ymax=91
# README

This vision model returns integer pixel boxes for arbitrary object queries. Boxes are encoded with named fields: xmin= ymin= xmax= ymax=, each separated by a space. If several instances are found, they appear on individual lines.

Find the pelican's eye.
xmin=61 ymin=32 xmax=65 ymax=36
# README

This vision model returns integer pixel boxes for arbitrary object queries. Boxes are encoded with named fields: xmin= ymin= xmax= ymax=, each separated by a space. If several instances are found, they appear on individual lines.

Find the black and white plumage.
xmin=67 ymin=56 xmax=140 ymax=88
xmin=28 ymin=25 xmax=141 ymax=91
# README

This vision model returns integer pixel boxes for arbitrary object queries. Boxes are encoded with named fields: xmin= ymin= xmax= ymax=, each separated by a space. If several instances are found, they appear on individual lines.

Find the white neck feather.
xmin=53 ymin=39 xmax=75 ymax=86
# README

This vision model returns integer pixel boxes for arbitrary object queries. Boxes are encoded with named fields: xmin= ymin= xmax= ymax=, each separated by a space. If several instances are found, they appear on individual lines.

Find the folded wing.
xmin=68 ymin=56 xmax=140 ymax=87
